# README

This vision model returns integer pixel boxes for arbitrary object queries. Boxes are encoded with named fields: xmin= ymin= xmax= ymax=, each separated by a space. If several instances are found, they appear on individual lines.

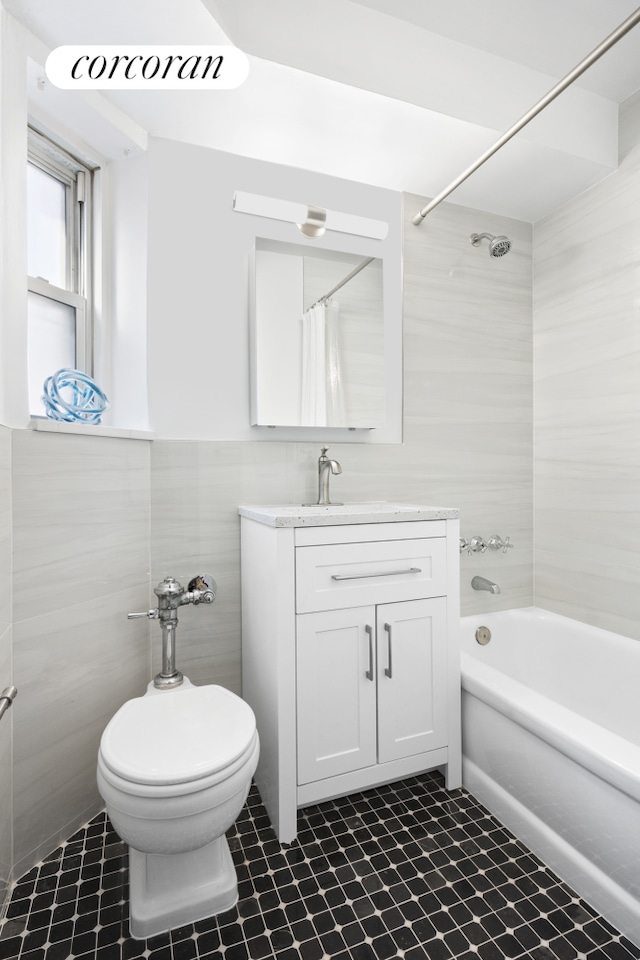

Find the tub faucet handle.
xmin=468 ymin=536 xmax=487 ymax=554
xmin=488 ymin=534 xmax=513 ymax=553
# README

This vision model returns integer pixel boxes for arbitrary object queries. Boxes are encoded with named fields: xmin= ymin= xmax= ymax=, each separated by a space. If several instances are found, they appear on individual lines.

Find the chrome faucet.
xmin=471 ymin=575 xmax=500 ymax=595
xmin=317 ymin=446 xmax=342 ymax=505
xmin=128 ymin=575 xmax=216 ymax=689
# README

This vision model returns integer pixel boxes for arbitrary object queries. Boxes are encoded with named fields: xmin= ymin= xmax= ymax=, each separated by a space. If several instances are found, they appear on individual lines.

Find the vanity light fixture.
xmin=232 ymin=191 xmax=388 ymax=240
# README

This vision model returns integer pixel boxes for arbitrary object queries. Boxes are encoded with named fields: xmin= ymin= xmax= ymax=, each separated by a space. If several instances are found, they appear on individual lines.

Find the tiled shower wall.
xmin=402 ymin=195 xmax=533 ymax=603
xmin=533 ymin=89 xmax=640 ymax=640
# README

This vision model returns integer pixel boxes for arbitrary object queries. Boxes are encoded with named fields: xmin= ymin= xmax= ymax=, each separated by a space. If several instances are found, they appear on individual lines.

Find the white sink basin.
xmin=238 ymin=502 xmax=458 ymax=527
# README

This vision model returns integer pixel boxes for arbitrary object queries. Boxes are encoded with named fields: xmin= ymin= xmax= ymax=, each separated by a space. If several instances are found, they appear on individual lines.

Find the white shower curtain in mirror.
xmin=300 ymin=299 xmax=345 ymax=426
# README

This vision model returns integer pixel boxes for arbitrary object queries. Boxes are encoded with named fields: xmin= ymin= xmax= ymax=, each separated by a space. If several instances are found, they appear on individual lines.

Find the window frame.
xmin=27 ymin=126 xmax=95 ymax=410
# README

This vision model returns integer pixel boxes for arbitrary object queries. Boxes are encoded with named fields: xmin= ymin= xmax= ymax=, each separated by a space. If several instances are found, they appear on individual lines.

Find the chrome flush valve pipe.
xmin=128 ymin=575 xmax=216 ymax=689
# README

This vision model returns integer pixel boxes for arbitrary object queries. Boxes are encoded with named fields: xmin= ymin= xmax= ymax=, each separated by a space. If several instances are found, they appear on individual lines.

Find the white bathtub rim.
xmin=463 ymin=757 xmax=640 ymax=948
xmin=462 ymin=605 xmax=632 ymax=645
xmin=461 ymin=652 xmax=640 ymax=805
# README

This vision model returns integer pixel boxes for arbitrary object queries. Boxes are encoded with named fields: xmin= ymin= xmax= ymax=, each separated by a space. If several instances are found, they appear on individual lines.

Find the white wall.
xmin=0 ymin=8 xmax=28 ymax=428
xmin=103 ymin=152 xmax=150 ymax=431
xmin=146 ymin=137 xmax=403 ymax=442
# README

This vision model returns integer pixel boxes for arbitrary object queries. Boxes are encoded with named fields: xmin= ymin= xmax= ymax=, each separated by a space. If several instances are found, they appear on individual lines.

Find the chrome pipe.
xmin=0 ymin=686 xmax=18 ymax=723
xmin=156 ymin=617 xmax=183 ymax=689
xmin=412 ymin=6 xmax=640 ymax=225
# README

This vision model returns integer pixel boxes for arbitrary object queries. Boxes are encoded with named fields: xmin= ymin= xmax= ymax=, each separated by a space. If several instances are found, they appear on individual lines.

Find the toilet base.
xmin=128 ymin=834 xmax=238 ymax=940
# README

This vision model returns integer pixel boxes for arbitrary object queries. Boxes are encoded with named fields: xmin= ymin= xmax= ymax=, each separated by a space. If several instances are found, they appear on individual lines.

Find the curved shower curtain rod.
xmin=412 ymin=5 xmax=640 ymax=225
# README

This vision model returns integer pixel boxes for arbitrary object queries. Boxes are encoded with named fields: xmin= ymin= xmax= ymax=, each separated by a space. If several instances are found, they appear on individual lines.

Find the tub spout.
xmin=471 ymin=575 xmax=500 ymax=595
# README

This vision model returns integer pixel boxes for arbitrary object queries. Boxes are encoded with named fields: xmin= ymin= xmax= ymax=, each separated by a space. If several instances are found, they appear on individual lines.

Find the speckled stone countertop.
xmin=238 ymin=502 xmax=459 ymax=527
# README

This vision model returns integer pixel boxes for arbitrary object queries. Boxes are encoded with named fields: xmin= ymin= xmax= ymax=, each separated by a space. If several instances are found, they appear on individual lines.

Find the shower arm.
xmin=411 ymin=6 xmax=640 ymax=225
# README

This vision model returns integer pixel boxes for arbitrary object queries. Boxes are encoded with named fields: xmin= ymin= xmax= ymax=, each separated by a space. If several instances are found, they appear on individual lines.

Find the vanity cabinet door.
xmin=376 ymin=597 xmax=448 ymax=764
xmin=296 ymin=606 xmax=377 ymax=785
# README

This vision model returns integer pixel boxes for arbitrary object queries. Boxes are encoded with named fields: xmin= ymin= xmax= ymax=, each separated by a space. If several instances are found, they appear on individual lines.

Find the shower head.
xmin=470 ymin=232 xmax=512 ymax=258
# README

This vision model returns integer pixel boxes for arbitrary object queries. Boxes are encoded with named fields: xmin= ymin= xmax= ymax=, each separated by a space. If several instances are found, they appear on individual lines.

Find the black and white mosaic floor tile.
xmin=1 ymin=772 xmax=639 ymax=960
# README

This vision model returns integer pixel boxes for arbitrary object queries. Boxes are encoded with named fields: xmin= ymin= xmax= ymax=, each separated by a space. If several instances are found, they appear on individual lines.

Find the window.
xmin=27 ymin=127 xmax=95 ymax=417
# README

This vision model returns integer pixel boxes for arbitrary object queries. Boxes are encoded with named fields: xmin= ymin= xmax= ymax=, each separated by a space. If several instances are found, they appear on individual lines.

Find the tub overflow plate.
xmin=475 ymin=626 xmax=491 ymax=645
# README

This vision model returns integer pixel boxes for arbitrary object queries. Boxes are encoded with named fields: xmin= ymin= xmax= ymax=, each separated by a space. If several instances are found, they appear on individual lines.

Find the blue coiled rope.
xmin=42 ymin=368 xmax=109 ymax=424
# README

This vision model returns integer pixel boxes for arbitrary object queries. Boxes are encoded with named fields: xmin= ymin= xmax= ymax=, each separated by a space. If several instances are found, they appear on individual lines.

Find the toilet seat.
xmin=99 ymin=684 xmax=257 ymax=787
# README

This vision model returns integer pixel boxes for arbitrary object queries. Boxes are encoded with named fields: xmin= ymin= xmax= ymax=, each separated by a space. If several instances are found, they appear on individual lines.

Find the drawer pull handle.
xmin=384 ymin=623 xmax=393 ymax=678
xmin=365 ymin=624 xmax=374 ymax=681
xmin=331 ymin=567 xmax=422 ymax=582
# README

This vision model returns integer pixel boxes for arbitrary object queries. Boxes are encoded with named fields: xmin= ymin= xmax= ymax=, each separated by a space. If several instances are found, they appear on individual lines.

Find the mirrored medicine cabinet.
xmin=250 ymin=238 xmax=386 ymax=430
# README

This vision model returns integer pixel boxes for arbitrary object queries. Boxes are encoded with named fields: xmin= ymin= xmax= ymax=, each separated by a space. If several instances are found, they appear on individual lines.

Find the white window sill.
xmin=29 ymin=418 xmax=155 ymax=440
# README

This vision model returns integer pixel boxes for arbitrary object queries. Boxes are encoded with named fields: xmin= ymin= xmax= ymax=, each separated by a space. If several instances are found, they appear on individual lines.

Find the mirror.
xmin=250 ymin=238 xmax=385 ymax=428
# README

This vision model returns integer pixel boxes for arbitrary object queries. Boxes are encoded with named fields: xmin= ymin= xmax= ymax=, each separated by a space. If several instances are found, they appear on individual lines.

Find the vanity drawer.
xmin=296 ymin=537 xmax=447 ymax=613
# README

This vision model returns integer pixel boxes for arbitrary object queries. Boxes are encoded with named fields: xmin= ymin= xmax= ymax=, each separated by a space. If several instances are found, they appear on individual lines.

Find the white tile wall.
xmin=533 ymin=91 xmax=640 ymax=639
xmin=0 ymin=428 xmax=10 ymax=640
xmin=12 ymin=431 xmax=151 ymax=622
xmin=0 ymin=426 xmax=11 ymax=909
xmin=150 ymin=440 xmax=299 ymax=693
xmin=11 ymin=431 xmax=151 ymax=873
xmin=403 ymin=195 xmax=533 ymax=613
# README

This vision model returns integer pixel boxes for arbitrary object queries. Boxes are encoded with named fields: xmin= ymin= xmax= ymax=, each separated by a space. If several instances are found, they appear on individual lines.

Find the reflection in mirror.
xmin=251 ymin=239 xmax=385 ymax=429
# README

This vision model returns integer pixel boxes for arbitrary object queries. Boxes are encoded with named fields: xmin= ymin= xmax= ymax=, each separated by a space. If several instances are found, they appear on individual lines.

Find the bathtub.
xmin=461 ymin=606 xmax=640 ymax=947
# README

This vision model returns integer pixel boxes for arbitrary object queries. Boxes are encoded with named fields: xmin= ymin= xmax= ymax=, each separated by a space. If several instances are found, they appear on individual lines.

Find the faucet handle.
xmin=127 ymin=609 xmax=159 ymax=620
xmin=468 ymin=536 xmax=487 ymax=554
xmin=487 ymin=535 xmax=513 ymax=553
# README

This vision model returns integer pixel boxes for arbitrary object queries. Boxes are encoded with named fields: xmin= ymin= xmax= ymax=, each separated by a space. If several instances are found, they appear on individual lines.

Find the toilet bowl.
xmin=97 ymin=678 xmax=259 ymax=940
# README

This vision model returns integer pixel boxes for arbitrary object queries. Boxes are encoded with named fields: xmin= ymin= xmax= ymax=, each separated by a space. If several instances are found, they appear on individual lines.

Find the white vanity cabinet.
xmin=239 ymin=504 xmax=460 ymax=843
xmin=296 ymin=597 xmax=448 ymax=786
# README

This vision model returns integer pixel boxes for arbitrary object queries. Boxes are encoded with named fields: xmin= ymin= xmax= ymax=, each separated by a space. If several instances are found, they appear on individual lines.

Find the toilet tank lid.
xmin=100 ymin=684 xmax=257 ymax=785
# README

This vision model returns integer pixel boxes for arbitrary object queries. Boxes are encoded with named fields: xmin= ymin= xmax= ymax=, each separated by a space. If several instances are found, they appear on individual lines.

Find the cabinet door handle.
xmin=331 ymin=567 xmax=422 ymax=582
xmin=384 ymin=623 xmax=393 ymax=678
xmin=365 ymin=625 xmax=374 ymax=681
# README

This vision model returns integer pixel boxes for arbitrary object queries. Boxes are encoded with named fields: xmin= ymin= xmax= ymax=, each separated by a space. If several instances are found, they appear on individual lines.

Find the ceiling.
xmin=7 ymin=0 xmax=640 ymax=222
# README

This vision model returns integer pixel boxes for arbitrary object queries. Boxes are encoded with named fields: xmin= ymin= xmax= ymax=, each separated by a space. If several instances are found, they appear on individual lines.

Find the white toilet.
xmin=97 ymin=678 xmax=259 ymax=940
